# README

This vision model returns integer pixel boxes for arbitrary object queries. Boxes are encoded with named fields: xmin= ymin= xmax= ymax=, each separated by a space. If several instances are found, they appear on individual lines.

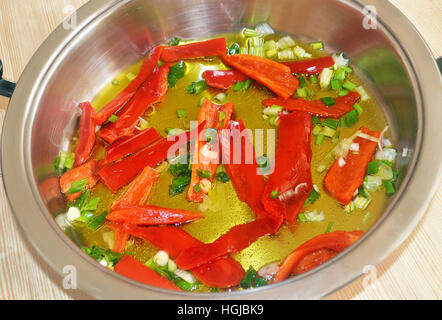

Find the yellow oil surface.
xmin=72 ymin=33 xmax=389 ymax=288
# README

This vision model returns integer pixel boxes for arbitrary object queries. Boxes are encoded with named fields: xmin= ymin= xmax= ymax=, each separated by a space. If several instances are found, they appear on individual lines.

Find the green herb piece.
xmin=215 ymin=171 xmax=230 ymax=183
xmin=310 ymin=75 xmax=318 ymax=84
xmin=112 ymin=79 xmax=119 ymax=86
xmin=297 ymin=76 xmax=307 ymax=88
xmin=342 ymin=80 xmax=357 ymax=91
xmin=312 ymin=116 xmax=322 ymax=126
xmin=323 ymin=118 xmax=339 ymax=130
xmin=108 ymin=114 xmax=118 ymax=123
xmin=193 ymin=183 xmax=201 ymax=193
xmin=310 ymin=41 xmax=324 ymax=50
xmin=298 ymin=213 xmax=308 ymax=223
xmin=67 ymin=178 xmax=88 ymax=195
xmin=256 ymin=155 xmax=269 ymax=168
xmin=196 ymin=169 xmax=212 ymax=179
xmin=176 ymin=109 xmax=187 ymax=118
xmin=270 ymin=190 xmax=279 ymax=199
xmin=81 ymin=245 xmax=123 ymax=267
xmin=316 ymin=133 xmax=325 ymax=145
xmin=228 ymin=43 xmax=240 ymax=55
xmin=169 ymin=153 xmax=191 ymax=176
xmin=312 ymin=124 xmax=322 ymax=136
xmin=168 ymin=61 xmax=186 ymax=88
xmin=333 ymin=68 xmax=346 ymax=81
xmin=353 ymin=103 xmax=363 ymax=115
xmin=304 ymin=189 xmax=320 ymax=206
xmin=338 ymin=89 xmax=349 ymax=96
xmin=392 ymin=169 xmax=398 ymax=182
xmin=88 ymin=212 xmax=109 ymax=231
xmin=340 ymin=117 xmax=348 ymax=128
xmin=359 ymin=186 xmax=370 ymax=199
xmin=384 ymin=180 xmax=396 ymax=196
xmin=342 ymin=66 xmax=353 ymax=73
xmin=367 ymin=160 xmax=382 ymax=175
xmin=169 ymin=175 xmax=191 ymax=196
xmin=185 ymin=79 xmax=207 ymax=94
xmin=331 ymin=79 xmax=342 ymax=91
xmin=240 ymin=266 xmax=258 ymax=289
xmin=321 ymin=97 xmax=336 ymax=107
xmin=233 ymin=79 xmax=252 ymax=91
xmin=169 ymin=37 xmax=181 ymax=46
xmin=254 ymin=277 xmax=267 ymax=287
xmin=54 ymin=151 xmax=75 ymax=175
xmin=321 ymin=126 xmax=336 ymax=138
xmin=325 ymin=222 xmax=334 ymax=233
xmin=297 ymin=87 xmax=307 ymax=98
xmin=345 ymin=109 xmax=358 ymax=127
xmin=219 ymin=111 xmax=226 ymax=123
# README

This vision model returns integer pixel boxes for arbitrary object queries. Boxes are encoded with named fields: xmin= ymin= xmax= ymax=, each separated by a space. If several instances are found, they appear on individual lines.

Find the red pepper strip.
xmin=203 ymin=70 xmax=249 ymax=90
xmin=106 ymin=205 xmax=203 ymax=225
xmin=99 ymin=63 xmax=170 ymax=144
xmin=221 ymin=54 xmax=299 ymax=99
xmin=161 ymin=38 xmax=227 ymax=62
xmin=114 ymin=254 xmax=181 ymax=291
xmin=74 ymin=102 xmax=96 ymax=167
xmin=324 ymin=126 xmax=381 ymax=204
xmin=103 ymin=128 xmax=161 ymax=165
xmin=59 ymin=160 xmax=100 ymax=202
xmin=262 ymin=91 xmax=361 ymax=119
xmin=125 ymin=225 xmax=245 ymax=288
xmin=111 ymin=166 xmax=160 ymax=210
xmin=108 ymin=222 xmax=130 ymax=253
xmin=174 ymin=217 xmax=279 ymax=270
xmin=273 ymin=230 xmax=364 ymax=283
xmin=293 ymin=248 xmax=338 ymax=275
xmin=282 ymin=56 xmax=336 ymax=75
xmin=187 ymin=100 xmax=234 ymax=202
xmin=219 ymin=119 xmax=269 ymax=220
xmin=92 ymin=46 xmax=163 ymax=125
xmin=261 ymin=111 xmax=313 ymax=223
xmin=98 ymin=121 xmax=205 ymax=192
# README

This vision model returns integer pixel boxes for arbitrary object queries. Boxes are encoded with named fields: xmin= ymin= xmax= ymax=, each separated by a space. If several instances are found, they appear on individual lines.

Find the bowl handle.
xmin=0 ymin=59 xmax=16 ymax=98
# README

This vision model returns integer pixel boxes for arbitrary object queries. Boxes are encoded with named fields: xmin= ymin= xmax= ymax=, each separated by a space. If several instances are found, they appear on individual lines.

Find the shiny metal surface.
xmin=2 ymin=0 xmax=441 ymax=299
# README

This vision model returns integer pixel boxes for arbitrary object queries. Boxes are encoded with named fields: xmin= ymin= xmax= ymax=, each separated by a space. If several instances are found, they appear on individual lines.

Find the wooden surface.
xmin=0 ymin=0 xmax=441 ymax=300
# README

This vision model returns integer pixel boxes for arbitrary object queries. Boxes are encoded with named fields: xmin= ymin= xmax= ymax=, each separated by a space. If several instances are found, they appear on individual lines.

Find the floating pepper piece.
xmin=74 ymin=102 xmax=96 ymax=167
xmin=161 ymin=38 xmax=227 ymax=62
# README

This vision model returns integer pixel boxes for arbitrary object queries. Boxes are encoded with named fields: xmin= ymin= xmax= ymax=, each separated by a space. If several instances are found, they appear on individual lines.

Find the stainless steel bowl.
xmin=1 ymin=0 xmax=441 ymax=299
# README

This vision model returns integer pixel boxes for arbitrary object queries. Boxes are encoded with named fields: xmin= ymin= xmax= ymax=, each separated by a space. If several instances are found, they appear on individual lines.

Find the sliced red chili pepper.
xmin=293 ymin=248 xmax=338 ymax=275
xmin=74 ymin=102 xmax=96 ymax=167
xmin=218 ymin=119 xmax=269 ymax=219
xmin=103 ymin=128 xmax=161 ymax=165
xmin=187 ymin=100 xmax=234 ymax=202
xmin=273 ymin=230 xmax=364 ymax=282
xmin=114 ymin=254 xmax=181 ymax=291
xmin=203 ymin=70 xmax=249 ymax=90
xmin=111 ymin=166 xmax=160 ymax=210
xmin=221 ymin=54 xmax=299 ymax=99
xmin=108 ymin=222 xmax=130 ymax=253
xmin=98 ymin=121 xmax=205 ymax=192
xmin=92 ymin=46 xmax=163 ymax=125
xmin=262 ymin=91 xmax=361 ymax=119
xmin=161 ymin=38 xmax=227 ymax=62
xmin=125 ymin=225 xmax=245 ymax=288
xmin=261 ymin=111 xmax=313 ymax=223
xmin=324 ymin=126 xmax=380 ymax=204
xmin=106 ymin=205 xmax=203 ymax=225
xmin=59 ymin=160 xmax=100 ymax=202
xmin=282 ymin=56 xmax=335 ymax=75
xmin=99 ymin=63 xmax=170 ymax=144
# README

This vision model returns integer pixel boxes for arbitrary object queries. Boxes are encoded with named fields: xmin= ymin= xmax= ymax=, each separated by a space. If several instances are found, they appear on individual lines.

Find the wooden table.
xmin=0 ymin=0 xmax=440 ymax=300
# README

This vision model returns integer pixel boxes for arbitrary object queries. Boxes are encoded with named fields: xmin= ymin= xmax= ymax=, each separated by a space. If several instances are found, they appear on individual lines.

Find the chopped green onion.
xmin=321 ymin=126 xmax=336 ymax=138
xmin=248 ymin=37 xmax=264 ymax=47
xmin=254 ymin=277 xmax=267 ymax=287
xmin=277 ymin=36 xmax=295 ymax=50
xmin=354 ymin=196 xmax=371 ymax=210
xmin=323 ymin=118 xmax=339 ymax=130
xmin=364 ymin=175 xmax=382 ymax=192
xmin=213 ymin=93 xmax=227 ymax=103
xmin=333 ymin=68 xmax=346 ymax=81
xmin=312 ymin=124 xmax=322 ymax=136
xmin=359 ymin=186 xmax=370 ymax=199
xmin=249 ymin=46 xmax=265 ymax=57
xmin=165 ymin=127 xmax=185 ymax=136
xmin=193 ymin=183 xmax=201 ymax=193
xmin=108 ymin=114 xmax=118 ymax=123
xmin=342 ymin=80 xmax=357 ymax=91
xmin=218 ymin=111 xmax=226 ymax=123
xmin=228 ymin=43 xmax=240 ymax=55
xmin=126 ymin=72 xmax=136 ymax=81
xmin=298 ymin=76 xmax=307 ymax=88
xmin=239 ymin=47 xmax=248 ymax=54
xmin=168 ymin=37 xmax=180 ymax=46
xmin=310 ymin=41 xmax=324 ymax=50
xmin=278 ymin=49 xmax=295 ymax=60
xmin=373 ymin=163 xmax=394 ymax=180
xmin=242 ymin=27 xmax=259 ymax=38
xmin=256 ymin=155 xmax=269 ymax=168
xmin=325 ymin=222 xmax=334 ymax=233
xmin=185 ymin=80 xmax=207 ymax=94
xmin=309 ymin=75 xmax=318 ymax=84
xmin=176 ymin=109 xmax=187 ymax=118
xmin=321 ymin=97 xmax=336 ymax=107
xmin=355 ymin=85 xmax=370 ymax=101
xmin=67 ymin=178 xmax=88 ymax=195
xmin=215 ymin=171 xmax=230 ymax=183
xmin=362 ymin=212 xmax=371 ymax=224
xmin=199 ymin=97 xmax=207 ymax=107
xmin=298 ymin=213 xmax=308 ymax=223
xmin=196 ymin=169 xmax=212 ymax=179
xmin=297 ymin=87 xmax=307 ymax=98
xmin=392 ymin=169 xmax=398 ymax=182
xmin=312 ymin=116 xmax=322 ymax=126
xmin=268 ymin=116 xmax=278 ymax=127
xmin=81 ymin=245 xmax=123 ymax=267
xmin=304 ymin=210 xmax=325 ymax=222
xmin=345 ymin=109 xmax=358 ymax=127
xmin=263 ymin=40 xmax=277 ymax=51
xmin=353 ymin=103 xmax=363 ymax=115
xmin=331 ymin=79 xmax=342 ymax=91
xmin=293 ymin=46 xmax=312 ymax=58
xmin=316 ymin=133 xmax=325 ymax=145
xmin=263 ymin=105 xmax=283 ymax=116
xmin=240 ymin=266 xmax=257 ymax=289
xmin=233 ymin=79 xmax=252 ymax=91
xmin=266 ymin=48 xmax=278 ymax=59
xmin=384 ymin=180 xmax=396 ymax=196
xmin=270 ymin=190 xmax=279 ymax=199
xmin=88 ymin=212 xmax=109 ymax=231
xmin=169 ymin=175 xmax=191 ymax=196
xmin=304 ymin=189 xmax=320 ymax=206
xmin=168 ymin=61 xmax=186 ymax=87
xmin=340 ymin=117 xmax=348 ymax=128
xmin=343 ymin=66 xmax=353 ymax=73
xmin=111 ymin=79 xmax=119 ymax=86
xmin=338 ymin=90 xmax=349 ymax=96
xmin=319 ymin=68 xmax=334 ymax=89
